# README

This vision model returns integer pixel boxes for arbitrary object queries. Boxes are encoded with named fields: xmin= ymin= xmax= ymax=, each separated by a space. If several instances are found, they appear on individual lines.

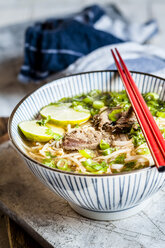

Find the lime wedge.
xmin=40 ymin=104 xmax=91 ymax=126
xmin=19 ymin=120 xmax=65 ymax=142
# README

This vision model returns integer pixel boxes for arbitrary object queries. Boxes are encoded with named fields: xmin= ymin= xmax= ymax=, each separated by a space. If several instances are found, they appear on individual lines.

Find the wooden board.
xmin=6 ymin=216 xmax=43 ymax=248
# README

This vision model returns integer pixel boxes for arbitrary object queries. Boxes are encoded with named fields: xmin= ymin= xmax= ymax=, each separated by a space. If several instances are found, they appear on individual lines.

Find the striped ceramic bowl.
xmin=9 ymin=71 xmax=165 ymax=220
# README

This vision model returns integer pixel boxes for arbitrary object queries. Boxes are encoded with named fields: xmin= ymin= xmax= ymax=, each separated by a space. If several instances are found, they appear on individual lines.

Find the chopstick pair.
xmin=111 ymin=48 xmax=165 ymax=172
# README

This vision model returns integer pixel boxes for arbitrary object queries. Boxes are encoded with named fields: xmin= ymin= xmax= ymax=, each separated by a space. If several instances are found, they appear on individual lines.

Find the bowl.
xmin=9 ymin=70 xmax=165 ymax=220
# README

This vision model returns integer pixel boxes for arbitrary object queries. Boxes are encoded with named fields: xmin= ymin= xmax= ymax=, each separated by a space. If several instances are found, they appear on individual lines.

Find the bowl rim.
xmin=8 ymin=69 xmax=165 ymax=177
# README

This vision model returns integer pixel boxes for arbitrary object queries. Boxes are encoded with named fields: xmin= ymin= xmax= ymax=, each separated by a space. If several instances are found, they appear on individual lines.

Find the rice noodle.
xmin=111 ymin=164 xmax=124 ymax=170
xmin=112 ymin=140 xmax=133 ymax=147
xmin=67 ymin=124 xmax=72 ymax=133
xmin=29 ymin=151 xmax=44 ymax=160
xmin=95 ymin=148 xmax=132 ymax=161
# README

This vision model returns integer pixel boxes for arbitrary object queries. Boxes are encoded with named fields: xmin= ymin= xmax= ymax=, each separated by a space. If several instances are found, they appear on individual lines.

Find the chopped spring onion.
xmin=121 ymin=161 xmax=136 ymax=172
xmin=102 ymin=147 xmax=115 ymax=156
xmin=45 ymin=151 xmax=56 ymax=158
xmin=144 ymin=92 xmax=159 ymax=101
xmin=133 ymin=134 xmax=145 ymax=147
xmin=89 ymin=89 xmax=101 ymax=97
xmin=99 ymin=140 xmax=110 ymax=150
xmin=82 ymin=159 xmax=93 ymax=167
xmin=90 ymin=108 xmax=99 ymax=116
xmin=130 ymin=126 xmax=146 ymax=147
xmin=83 ymin=96 xmax=93 ymax=105
xmin=45 ymin=129 xmax=63 ymax=141
xmin=79 ymin=149 xmax=95 ymax=159
xmin=93 ymin=100 xmax=105 ymax=109
xmin=82 ymin=159 xmax=108 ymax=173
xmin=108 ymin=108 xmax=123 ymax=122
xmin=56 ymin=159 xmax=70 ymax=171
xmin=73 ymin=105 xmax=90 ymax=113
xmin=43 ymin=159 xmax=55 ymax=168
xmin=111 ymin=154 xmax=126 ymax=164
xmin=74 ymin=124 xmax=79 ymax=128
xmin=136 ymin=147 xmax=150 ymax=155
xmin=156 ymin=111 xmax=165 ymax=118
xmin=37 ymin=115 xmax=51 ymax=126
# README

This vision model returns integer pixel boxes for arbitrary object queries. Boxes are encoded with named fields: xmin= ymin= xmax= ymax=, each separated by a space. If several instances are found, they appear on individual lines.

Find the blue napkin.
xmin=19 ymin=4 xmax=158 ymax=83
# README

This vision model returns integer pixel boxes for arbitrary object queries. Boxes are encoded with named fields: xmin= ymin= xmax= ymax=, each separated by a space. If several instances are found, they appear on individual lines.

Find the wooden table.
xmin=0 ymin=118 xmax=43 ymax=248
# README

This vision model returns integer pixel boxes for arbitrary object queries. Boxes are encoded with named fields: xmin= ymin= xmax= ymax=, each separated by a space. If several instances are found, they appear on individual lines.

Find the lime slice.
xmin=40 ymin=104 xmax=91 ymax=126
xmin=19 ymin=120 xmax=65 ymax=142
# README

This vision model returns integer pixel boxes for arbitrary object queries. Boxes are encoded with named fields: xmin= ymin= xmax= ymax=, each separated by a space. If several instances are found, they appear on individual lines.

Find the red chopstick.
xmin=111 ymin=48 xmax=165 ymax=172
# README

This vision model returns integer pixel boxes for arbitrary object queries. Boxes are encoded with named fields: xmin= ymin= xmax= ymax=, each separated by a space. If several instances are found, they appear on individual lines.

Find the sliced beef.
xmin=112 ymin=107 xmax=137 ymax=133
xmin=93 ymin=106 xmax=137 ymax=134
xmin=93 ymin=107 xmax=121 ymax=131
xmin=63 ymin=127 xmax=107 ymax=150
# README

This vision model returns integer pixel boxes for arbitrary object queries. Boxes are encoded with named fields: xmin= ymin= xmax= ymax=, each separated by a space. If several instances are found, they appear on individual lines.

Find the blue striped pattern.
xmin=24 ymin=157 xmax=164 ymax=212
xmin=10 ymin=71 xmax=165 ymax=215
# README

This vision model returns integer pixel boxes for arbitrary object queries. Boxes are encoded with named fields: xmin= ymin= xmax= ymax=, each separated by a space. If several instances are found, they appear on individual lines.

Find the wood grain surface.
xmin=0 ymin=117 xmax=9 ymax=144
xmin=0 ymin=117 xmax=43 ymax=248
xmin=6 ymin=217 xmax=42 ymax=248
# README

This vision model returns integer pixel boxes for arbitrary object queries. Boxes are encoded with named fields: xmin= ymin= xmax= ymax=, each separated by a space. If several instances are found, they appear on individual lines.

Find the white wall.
xmin=0 ymin=0 xmax=165 ymax=49
xmin=0 ymin=0 xmax=154 ymax=27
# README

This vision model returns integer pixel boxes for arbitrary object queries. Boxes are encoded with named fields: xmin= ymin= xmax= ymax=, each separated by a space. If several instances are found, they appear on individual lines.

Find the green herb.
xmin=156 ymin=111 xmax=165 ymax=118
xmin=82 ymin=159 xmax=93 ymax=167
xmin=136 ymin=147 xmax=150 ymax=155
xmin=102 ymin=147 xmax=115 ymax=156
xmin=37 ymin=115 xmax=51 ymax=126
xmin=111 ymin=154 xmax=126 ymax=164
xmin=120 ymin=102 xmax=131 ymax=111
xmin=144 ymin=92 xmax=159 ymax=101
xmin=83 ymin=96 xmax=93 ymax=105
xmin=43 ymin=158 xmax=55 ymax=168
xmin=79 ymin=149 xmax=95 ymax=159
xmin=82 ymin=159 xmax=108 ymax=173
xmin=75 ymin=124 xmax=79 ymax=128
xmin=93 ymin=100 xmax=104 ymax=109
xmin=133 ymin=134 xmax=145 ymax=147
xmin=99 ymin=140 xmax=110 ymax=150
xmin=89 ymin=89 xmax=101 ymax=97
xmin=56 ymin=159 xmax=70 ymax=171
xmin=109 ymin=91 xmax=129 ymax=107
xmin=73 ymin=105 xmax=90 ymax=113
xmin=143 ymin=92 xmax=162 ymax=116
xmin=158 ymin=99 xmax=165 ymax=111
xmin=45 ymin=128 xmax=63 ymax=140
xmin=108 ymin=108 xmax=123 ymax=122
xmin=121 ymin=161 xmax=136 ymax=172
xmin=90 ymin=108 xmax=99 ymax=116
xmin=129 ymin=126 xmax=146 ymax=147
xmin=45 ymin=151 xmax=56 ymax=158
xmin=58 ymin=97 xmax=74 ymax=103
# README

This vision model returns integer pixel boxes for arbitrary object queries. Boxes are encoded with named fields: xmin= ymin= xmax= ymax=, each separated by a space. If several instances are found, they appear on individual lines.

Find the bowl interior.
xmin=9 ymin=70 xmax=165 ymax=166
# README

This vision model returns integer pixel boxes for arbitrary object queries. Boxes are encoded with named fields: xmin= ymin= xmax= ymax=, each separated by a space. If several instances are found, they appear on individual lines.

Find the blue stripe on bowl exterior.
xmin=9 ymin=70 xmax=165 ymax=220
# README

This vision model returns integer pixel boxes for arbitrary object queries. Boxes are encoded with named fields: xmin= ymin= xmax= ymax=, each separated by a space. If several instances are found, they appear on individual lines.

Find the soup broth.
xmin=19 ymin=90 xmax=165 ymax=174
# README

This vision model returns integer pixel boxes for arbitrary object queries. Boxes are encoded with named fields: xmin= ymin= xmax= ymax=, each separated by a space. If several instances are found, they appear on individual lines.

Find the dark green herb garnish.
xmin=37 ymin=115 xmax=51 ymax=126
